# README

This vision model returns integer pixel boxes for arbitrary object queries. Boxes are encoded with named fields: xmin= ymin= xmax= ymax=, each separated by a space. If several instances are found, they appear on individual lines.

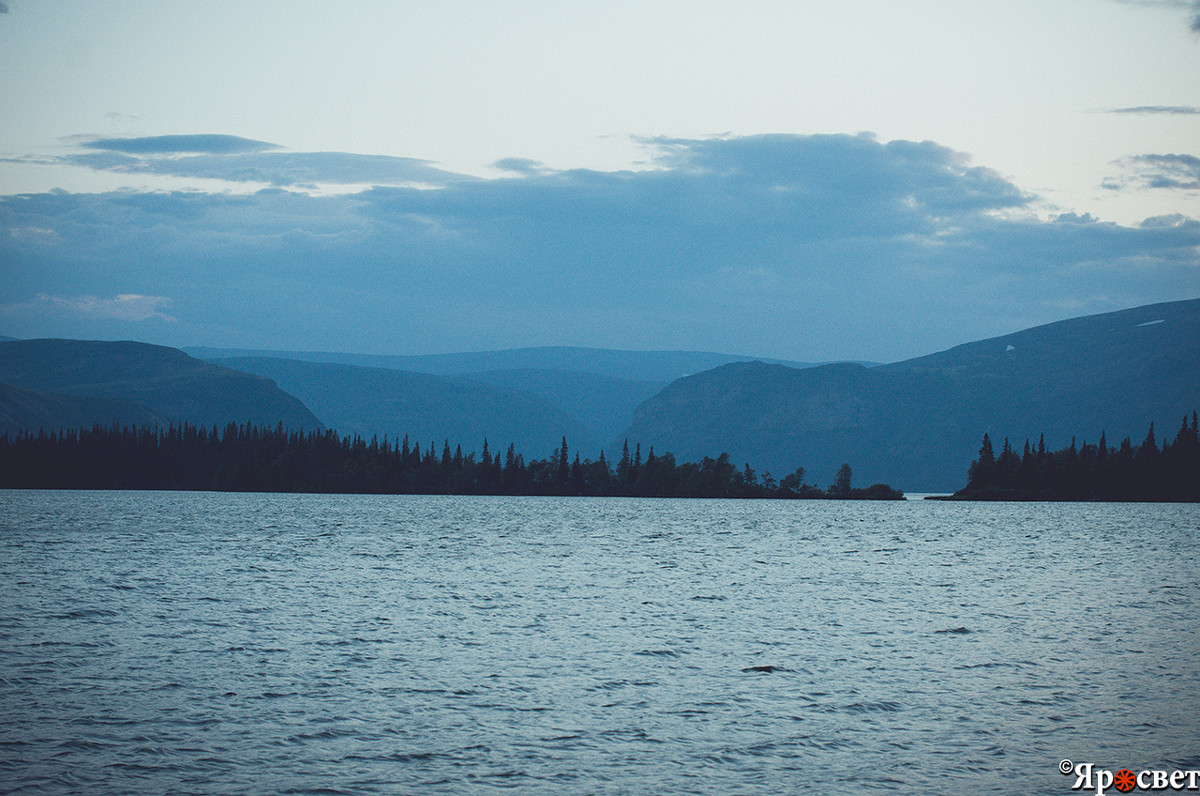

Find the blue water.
xmin=1 ymin=491 xmax=1197 ymax=794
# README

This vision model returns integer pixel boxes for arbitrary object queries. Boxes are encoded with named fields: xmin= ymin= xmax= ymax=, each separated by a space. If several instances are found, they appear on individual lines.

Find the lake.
xmin=1 ymin=491 xmax=1197 ymax=794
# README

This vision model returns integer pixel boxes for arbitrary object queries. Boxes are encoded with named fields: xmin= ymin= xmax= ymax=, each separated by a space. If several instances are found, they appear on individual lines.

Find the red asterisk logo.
xmin=1114 ymin=769 xmax=1136 ymax=792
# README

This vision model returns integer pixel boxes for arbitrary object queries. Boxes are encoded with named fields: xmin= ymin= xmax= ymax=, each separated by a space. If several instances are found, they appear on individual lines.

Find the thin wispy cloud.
xmin=48 ymin=135 xmax=470 ymax=188
xmin=82 ymin=135 xmax=281 ymax=155
xmin=1108 ymin=105 xmax=1200 ymax=114
xmin=1106 ymin=153 xmax=1200 ymax=190
xmin=2 ymin=294 xmax=177 ymax=323
xmin=1116 ymin=0 xmax=1190 ymax=7
xmin=493 ymin=158 xmax=550 ymax=176
xmin=63 ymin=150 xmax=465 ymax=188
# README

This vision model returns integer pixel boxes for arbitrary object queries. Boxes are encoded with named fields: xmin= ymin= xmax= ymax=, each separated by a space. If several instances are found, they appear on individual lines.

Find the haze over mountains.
xmin=2 ymin=299 xmax=1197 ymax=492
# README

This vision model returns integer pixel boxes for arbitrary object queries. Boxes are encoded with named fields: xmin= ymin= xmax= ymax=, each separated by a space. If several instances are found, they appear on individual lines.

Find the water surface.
xmin=1 ymin=491 xmax=1197 ymax=794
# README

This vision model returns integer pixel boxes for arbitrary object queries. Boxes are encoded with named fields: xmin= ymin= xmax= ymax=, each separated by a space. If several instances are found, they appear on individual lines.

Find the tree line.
xmin=0 ymin=422 xmax=904 ymax=499
xmin=949 ymin=412 xmax=1199 ymax=501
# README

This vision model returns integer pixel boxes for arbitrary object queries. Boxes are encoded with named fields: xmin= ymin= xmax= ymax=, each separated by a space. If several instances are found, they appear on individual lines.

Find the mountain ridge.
xmin=0 ymin=339 xmax=322 ymax=432
xmin=185 ymin=344 xmax=829 ymax=383
xmin=616 ymin=298 xmax=1200 ymax=491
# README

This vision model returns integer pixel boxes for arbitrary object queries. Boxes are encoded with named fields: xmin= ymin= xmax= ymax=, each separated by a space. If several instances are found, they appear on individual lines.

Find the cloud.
xmin=493 ymin=158 xmax=549 ymax=176
xmin=1112 ymin=0 xmax=1200 ymax=31
xmin=2 ymin=134 xmax=1197 ymax=362
xmin=645 ymin=133 xmax=1031 ymax=215
xmin=56 ymin=136 xmax=469 ymax=188
xmin=0 ymin=3 xmax=8 ymax=13
xmin=1108 ymin=105 xmax=1200 ymax=114
xmin=65 ymin=150 xmax=464 ymax=187
xmin=1106 ymin=153 xmax=1200 ymax=190
xmin=82 ymin=134 xmax=280 ymax=155
xmin=3 ymin=294 xmax=176 ymax=323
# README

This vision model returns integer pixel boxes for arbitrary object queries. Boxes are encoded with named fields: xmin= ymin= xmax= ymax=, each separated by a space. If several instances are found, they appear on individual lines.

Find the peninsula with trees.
xmin=0 ymin=422 xmax=903 ymax=500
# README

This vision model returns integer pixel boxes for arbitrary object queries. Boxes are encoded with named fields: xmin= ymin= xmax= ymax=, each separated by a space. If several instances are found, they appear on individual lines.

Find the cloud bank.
xmin=2 ymin=134 xmax=1198 ymax=361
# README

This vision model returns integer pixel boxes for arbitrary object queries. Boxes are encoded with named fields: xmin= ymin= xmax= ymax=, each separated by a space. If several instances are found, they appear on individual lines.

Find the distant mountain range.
xmin=183 ymin=345 xmax=821 ymax=383
xmin=2 ymin=299 xmax=1197 ymax=491
xmin=193 ymin=347 xmax=817 ymax=457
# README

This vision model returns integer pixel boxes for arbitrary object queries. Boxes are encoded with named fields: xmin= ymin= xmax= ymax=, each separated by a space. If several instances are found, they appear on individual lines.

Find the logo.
xmin=1061 ymin=761 xmax=1200 ymax=794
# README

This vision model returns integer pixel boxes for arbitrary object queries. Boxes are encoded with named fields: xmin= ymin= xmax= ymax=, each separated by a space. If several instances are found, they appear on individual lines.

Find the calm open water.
xmin=0 ymin=490 xmax=1197 ymax=795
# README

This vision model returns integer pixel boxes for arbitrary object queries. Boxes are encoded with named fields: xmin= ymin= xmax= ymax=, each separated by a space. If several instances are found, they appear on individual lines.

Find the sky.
xmin=1 ymin=1 xmax=1198 ymax=363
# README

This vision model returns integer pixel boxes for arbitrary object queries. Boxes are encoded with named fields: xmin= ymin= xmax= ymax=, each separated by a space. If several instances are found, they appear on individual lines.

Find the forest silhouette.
xmin=946 ymin=412 xmax=1200 ymax=502
xmin=0 ymin=422 xmax=904 ymax=500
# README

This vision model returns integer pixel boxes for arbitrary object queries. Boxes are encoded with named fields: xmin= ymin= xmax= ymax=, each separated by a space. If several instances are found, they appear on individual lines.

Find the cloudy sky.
xmin=1 ymin=1 xmax=1198 ymax=362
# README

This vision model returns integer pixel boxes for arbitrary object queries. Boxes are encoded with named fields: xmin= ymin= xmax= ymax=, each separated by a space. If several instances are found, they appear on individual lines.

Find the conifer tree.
xmin=557 ymin=436 xmax=570 ymax=486
xmin=617 ymin=439 xmax=632 ymax=485
xmin=829 ymin=463 xmax=853 ymax=498
xmin=968 ymin=433 xmax=995 ymax=488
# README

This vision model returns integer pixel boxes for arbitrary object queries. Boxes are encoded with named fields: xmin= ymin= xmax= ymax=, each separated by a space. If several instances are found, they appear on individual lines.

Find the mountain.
xmin=187 ymin=345 xmax=820 ymax=383
xmin=0 ymin=382 xmax=170 ymax=437
xmin=0 ymin=339 xmax=322 ymax=432
xmin=212 ymin=357 xmax=593 ymax=458
xmin=617 ymin=299 xmax=1200 ymax=492
xmin=8 ymin=300 xmax=1195 ymax=489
